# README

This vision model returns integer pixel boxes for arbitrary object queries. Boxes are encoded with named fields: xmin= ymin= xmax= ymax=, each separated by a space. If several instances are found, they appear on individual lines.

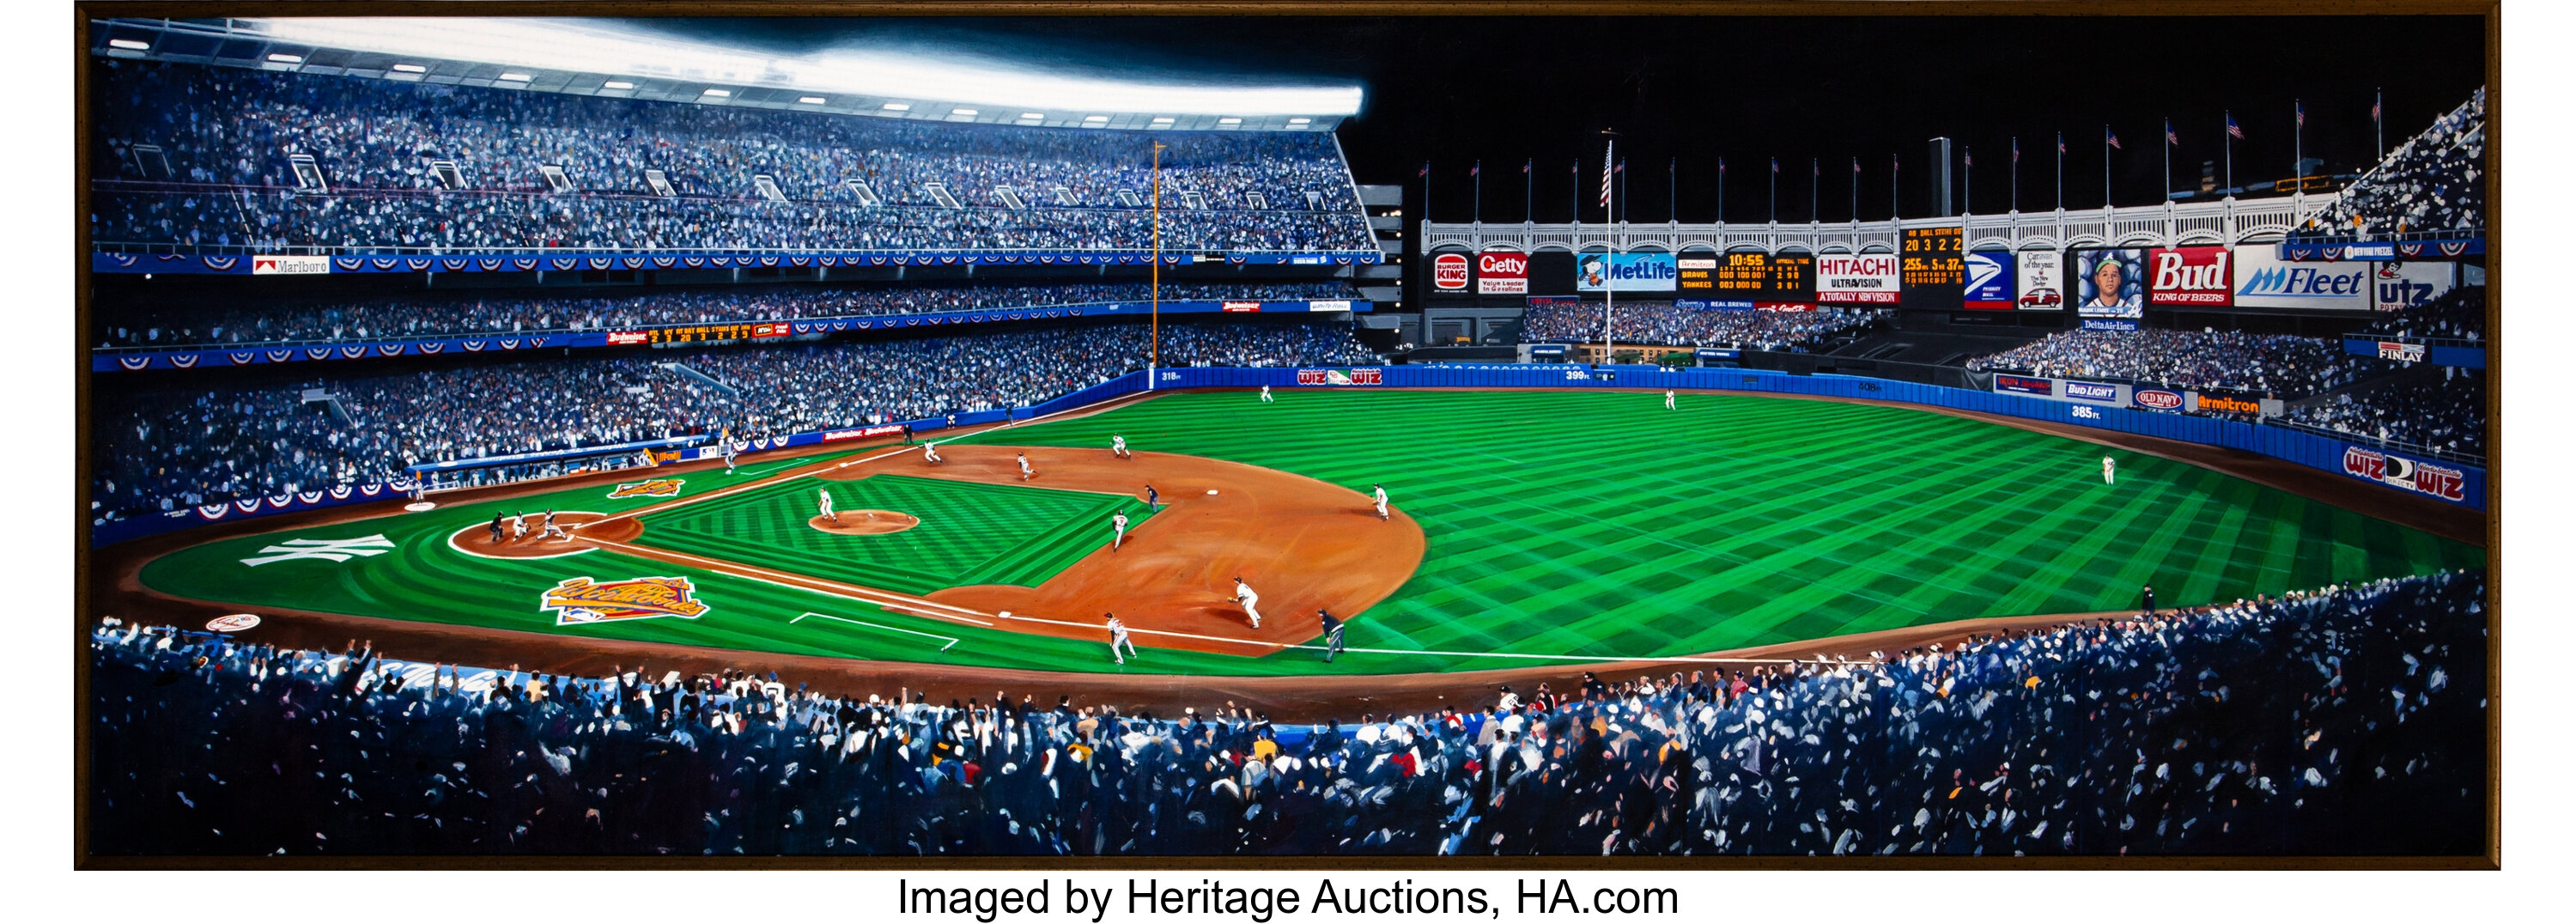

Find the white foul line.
xmin=794 ymin=612 xmax=959 ymax=651
xmin=988 ymin=611 xmax=1829 ymax=665
xmin=580 ymin=537 xmax=994 ymax=627
xmin=586 ymin=443 xmax=923 ymax=528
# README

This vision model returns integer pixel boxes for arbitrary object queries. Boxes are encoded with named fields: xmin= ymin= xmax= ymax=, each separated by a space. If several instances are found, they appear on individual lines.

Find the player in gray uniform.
xmin=1232 ymin=576 xmax=1263 ymax=629
xmin=1112 ymin=434 xmax=1133 ymax=459
xmin=1105 ymin=612 xmax=1139 ymax=665
xmin=1112 ymin=511 xmax=1130 ymax=550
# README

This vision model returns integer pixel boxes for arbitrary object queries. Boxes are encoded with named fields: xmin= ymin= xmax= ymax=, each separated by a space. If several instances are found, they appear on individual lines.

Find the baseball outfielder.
xmin=1260 ymin=385 xmax=1274 ymax=404
xmin=539 ymin=508 xmax=569 ymax=541
xmin=1665 ymin=389 xmax=1677 ymax=410
xmin=818 ymin=488 xmax=839 ymax=523
xmin=922 ymin=441 xmax=944 ymax=465
xmin=1112 ymin=434 xmax=1132 ymax=459
xmin=1112 ymin=511 xmax=1130 ymax=550
xmin=1371 ymin=483 xmax=1390 ymax=521
xmin=724 ymin=441 xmax=738 ymax=475
xmin=1232 ymin=577 xmax=1263 ymax=629
xmin=1018 ymin=452 xmax=1034 ymax=481
xmin=1105 ymin=612 xmax=1138 ymax=665
xmin=2101 ymin=453 xmax=2117 ymax=485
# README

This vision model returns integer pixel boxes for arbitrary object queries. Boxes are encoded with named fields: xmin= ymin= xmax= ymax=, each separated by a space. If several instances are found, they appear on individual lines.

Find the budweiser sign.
xmin=2148 ymin=246 xmax=2233 ymax=306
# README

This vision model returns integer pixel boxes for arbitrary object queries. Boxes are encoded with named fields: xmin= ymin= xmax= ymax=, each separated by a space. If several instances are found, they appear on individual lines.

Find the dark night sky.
xmin=649 ymin=15 xmax=2485 ymax=222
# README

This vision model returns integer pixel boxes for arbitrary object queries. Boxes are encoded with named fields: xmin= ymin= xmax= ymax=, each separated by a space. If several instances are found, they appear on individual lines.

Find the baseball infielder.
xmin=1112 ymin=511 xmax=1130 ymax=550
xmin=1665 ymin=389 xmax=1677 ymax=410
xmin=1105 ymin=612 xmax=1138 ymax=665
xmin=1232 ymin=576 xmax=1263 ymax=629
xmin=1260 ymin=385 xmax=1274 ymax=404
xmin=1112 ymin=434 xmax=1132 ymax=459
xmin=922 ymin=441 xmax=944 ymax=465
xmin=539 ymin=508 xmax=569 ymax=541
xmin=1371 ymin=483 xmax=1389 ymax=521
xmin=819 ymin=488 xmax=839 ymax=523
xmin=2101 ymin=453 xmax=2117 ymax=485
xmin=1018 ymin=453 xmax=1034 ymax=481
xmin=512 ymin=511 xmax=530 ymax=542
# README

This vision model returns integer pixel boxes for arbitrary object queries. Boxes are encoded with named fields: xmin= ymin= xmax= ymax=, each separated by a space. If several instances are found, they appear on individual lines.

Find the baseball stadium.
xmin=81 ymin=12 xmax=2494 ymax=859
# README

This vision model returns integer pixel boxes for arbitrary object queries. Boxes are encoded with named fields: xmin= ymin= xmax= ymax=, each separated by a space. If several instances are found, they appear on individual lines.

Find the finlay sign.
xmin=1477 ymin=252 xmax=1531 ymax=295
xmin=2147 ymin=246 xmax=2233 ymax=307
xmin=1432 ymin=252 xmax=1470 ymax=290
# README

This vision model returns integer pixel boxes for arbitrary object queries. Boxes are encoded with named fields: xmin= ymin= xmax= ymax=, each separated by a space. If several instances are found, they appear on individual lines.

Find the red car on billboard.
xmin=2019 ymin=287 xmax=2062 ymax=308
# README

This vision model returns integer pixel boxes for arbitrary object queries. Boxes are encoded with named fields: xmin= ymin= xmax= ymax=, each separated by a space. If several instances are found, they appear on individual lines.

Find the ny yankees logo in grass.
xmin=238 ymin=534 xmax=396 ymax=567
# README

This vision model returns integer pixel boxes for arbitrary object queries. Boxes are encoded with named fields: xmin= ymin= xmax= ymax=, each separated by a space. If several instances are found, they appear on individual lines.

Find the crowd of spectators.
xmin=1970 ymin=329 xmax=2384 ymax=398
xmin=88 ymin=569 xmax=2486 ymax=856
xmin=1517 ymin=302 xmax=1889 ymax=353
xmin=96 ymin=280 xmax=1360 ymax=349
xmin=2356 ymin=286 xmax=2485 ymax=343
xmin=92 ymin=320 xmax=1381 ymax=523
xmin=91 ymin=59 xmax=1375 ymax=254
xmin=2279 ymin=369 xmax=2487 ymax=459
xmin=2304 ymin=88 xmax=2486 ymax=240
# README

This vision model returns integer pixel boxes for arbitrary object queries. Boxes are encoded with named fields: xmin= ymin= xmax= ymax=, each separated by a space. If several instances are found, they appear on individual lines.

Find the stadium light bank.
xmin=125 ymin=17 xmax=1364 ymax=131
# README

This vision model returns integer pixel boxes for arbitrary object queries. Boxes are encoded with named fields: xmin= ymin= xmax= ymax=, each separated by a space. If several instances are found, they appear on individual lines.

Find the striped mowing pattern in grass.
xmin=132 ymin=389 xmax=2482 ymax=676
xmin=958 ymin=388 xmax=2483 ymax=659
xmin=635 ymin=474 xmax=1151 ymax=594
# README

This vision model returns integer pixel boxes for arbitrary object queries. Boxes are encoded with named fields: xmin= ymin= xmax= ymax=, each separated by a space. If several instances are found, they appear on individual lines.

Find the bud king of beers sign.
xmin=1816 ymin=254 xmax=1900 ymax=304
xmin=1432 ymin=252 xmax=1470 ymax=290
xmin=1477 ymin=252 xmax=1531 ymax=295
xmin=2148 ymin=246 xmax=2233 ymax=306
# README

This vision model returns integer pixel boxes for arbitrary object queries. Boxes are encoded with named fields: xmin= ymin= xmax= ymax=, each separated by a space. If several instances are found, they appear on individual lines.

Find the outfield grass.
xmin=134 ymin=389 xmax=2482 ymax=675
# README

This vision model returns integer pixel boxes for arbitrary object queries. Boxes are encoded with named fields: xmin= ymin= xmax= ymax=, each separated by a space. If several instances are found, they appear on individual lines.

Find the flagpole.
xmin=1809 ymin=157 xmax=1817 ymax=223
xmin=2055 ymin=132 xmax=2063 ymax=211
xmin=1769 ymin=158 xmax=1777 ymax=223
xmin=2294 ymin=99 xmax=2304 ymax=185
xmin=1717 ymin=158 xmax=1726 ymax=224
xmin=2103 ymin=125 xmax=2111 ymax=208
xmin=1668 ymin=156 xmax=1676 ymax=222
xmin=2162 ymin=120 xmax=2172 ymax=204
xmin=1850 ymin=157 xmax=1857 ymax=222
xmin=1151 ymin=141 xmax=1163 ymax=375
xmin=1525 ymin=159 xmax=1533 ymax=223
xmin=2225 ymin=112 xmax=2233 ymax=196
xmin=1891 ymin=152 xmax=1899 ymax=220
xmin=1472 ymin=161 xmax=1481 ymax=223
xmin=2375 ymin=88 xmax=2385 ymax=159
xmin=2011 ymin=137 xmax=2019 ymax=213
xmin=1964 ymin=146 xmax=1971 ymax=215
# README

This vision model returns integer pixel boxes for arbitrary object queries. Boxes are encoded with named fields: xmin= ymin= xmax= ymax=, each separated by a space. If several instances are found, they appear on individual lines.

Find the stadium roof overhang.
xmin=93 ymin=16 xmax=1360 ymax=132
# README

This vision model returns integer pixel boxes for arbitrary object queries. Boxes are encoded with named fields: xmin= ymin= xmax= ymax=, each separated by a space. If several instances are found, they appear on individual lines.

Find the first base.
xmin=1206 ymin=489 xmax=1219 ymax=495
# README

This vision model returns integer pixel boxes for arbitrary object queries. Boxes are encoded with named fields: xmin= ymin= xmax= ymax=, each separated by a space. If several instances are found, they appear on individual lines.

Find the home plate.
xmin=1206 ymin=489 xmax=1220 ymax=495
xmin=404 ymin=502 xmax=437 ymax=512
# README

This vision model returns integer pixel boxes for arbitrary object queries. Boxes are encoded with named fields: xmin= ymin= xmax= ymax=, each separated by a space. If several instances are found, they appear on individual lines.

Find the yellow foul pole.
xmin=1151 ymin=140 xmax=1163 ymax=373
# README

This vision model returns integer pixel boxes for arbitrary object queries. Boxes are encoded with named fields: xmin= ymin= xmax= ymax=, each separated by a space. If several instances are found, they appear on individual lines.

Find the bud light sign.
xmin=2062 ymin=380 xmax=2124 ymax=404
xmin=1431 ymin=252 xmax=1470 ymax=290
xmin=1577 ymin=253 xmax=1679 ymax=292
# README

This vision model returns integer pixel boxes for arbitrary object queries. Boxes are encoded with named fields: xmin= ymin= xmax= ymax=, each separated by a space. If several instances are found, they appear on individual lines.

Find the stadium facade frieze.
xmin=90 ymin=249 xmax=1383 ymax=277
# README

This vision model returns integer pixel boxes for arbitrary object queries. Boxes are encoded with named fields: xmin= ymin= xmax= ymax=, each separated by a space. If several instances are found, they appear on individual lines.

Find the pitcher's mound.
xmin=808 ymin=511 xmax=920 ymax=535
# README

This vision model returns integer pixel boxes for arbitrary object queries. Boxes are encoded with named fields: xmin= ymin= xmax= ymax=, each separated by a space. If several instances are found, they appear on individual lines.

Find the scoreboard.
xmin=1710 ymin=252 xmax=1815 ymax=302
xmin=1899 ymin=226 xmax=1965 ymax=312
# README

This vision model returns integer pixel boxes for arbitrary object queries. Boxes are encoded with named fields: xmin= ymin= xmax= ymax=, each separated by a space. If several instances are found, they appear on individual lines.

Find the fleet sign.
xmin=2233 ymin=248 xmax=2371 ymax=311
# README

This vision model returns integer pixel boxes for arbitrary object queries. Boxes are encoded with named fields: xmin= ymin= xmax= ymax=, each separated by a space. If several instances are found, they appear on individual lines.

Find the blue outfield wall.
xmin=89 ymin=365 xmax=2483 ymax=548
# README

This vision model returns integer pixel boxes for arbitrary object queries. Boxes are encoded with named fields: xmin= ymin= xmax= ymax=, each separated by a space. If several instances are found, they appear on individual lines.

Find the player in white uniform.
xmin=539 ymin=508 xmax=569 ymax=541
xmin=922 ymin=441 xmax=944 ymax=465
xmin=2101 ymin=453 xmax=2117 ymax=485
xmin=511 ymin=511 xmax=529 ymax=542
xmin=1111 ymin=511 xmax=1130 ymax=550
xmin=1260 ymin=385 xmax=1274 ymax=404
xmin=1371 ymin=483 xmax=1389 ymax=521
xmin=1112 ymin=434 xmax=1132 ymax=459
xmin=724 ymin=441 xmax=738 ymax=475
xmin=1018 ymin=453 xmax=1034 ymax=481
xmin=818 ymin=488 xmax=838 ymax=523
xmin=1105 ymin=612 xmax=1138 ymax=665
xmin=1665 ymin=389 xmax=1677 ymax=410
xmin=1231 ymin=577 xmax=1263 ymax=629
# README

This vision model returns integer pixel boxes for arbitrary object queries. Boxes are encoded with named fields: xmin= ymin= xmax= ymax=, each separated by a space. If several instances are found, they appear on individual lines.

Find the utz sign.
xmin=2342 ymin=447 xmax=2469 ymax=503
xmin=1477 ymin=252 xmax=1531 ymax=295
xmin=543 ymin=576 xmax=710 ymax=625
xmin=1296 ymin=368 xmax=1384 ymax=386
xmin=1432 ymin=252 xmax=1471 ymax=290
xmin=2378 ymin=341 xmax=2428 ymax=362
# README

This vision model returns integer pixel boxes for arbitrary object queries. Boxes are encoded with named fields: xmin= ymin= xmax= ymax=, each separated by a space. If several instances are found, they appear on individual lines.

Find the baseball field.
xmin=125 ymin=388 xmax=2484 ymax=678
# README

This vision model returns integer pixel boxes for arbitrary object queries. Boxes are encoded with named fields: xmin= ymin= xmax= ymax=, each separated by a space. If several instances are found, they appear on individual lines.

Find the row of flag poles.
xmin=1422 ymin=92 xmax=2384 ymax=222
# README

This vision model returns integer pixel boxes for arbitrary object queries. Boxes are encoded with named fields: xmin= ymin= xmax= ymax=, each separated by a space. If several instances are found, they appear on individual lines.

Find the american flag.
xmin=1964 ymin=149 xmax=1971 ymax=167
xmin=2227 ymin=112 xmax=2244 ymax=140
xmin=2013 ymin=137 xmax=2020 ymax=162
xmin=2296 ymin=100 xmax=2306 ymax=128
xmin=1419 ymin=161 xmax=1429 ymax=178
xmin=1600 ymin=144 xmax=1615 ymax=207
xmin=1851 ymin=156 xmax=1859 ymax=174
xmin=2106 ymin=126 xmax=2122 ymax=149
xmin=2057 ymin=133 xmax=2067 ymax=154
xmin=1771 ymin=156 xmax=1779 ymax=173
xmin=1470 ymin=161 xmax=1479 ymax=177
xmin=1522 ymin=159 xmax=1530 ymax=174
xmin=2166 ymin=119 xmax=2178 ymax=146
xmin=2372 ymin=91 xmax=2382 ymax=124
xmin=1718 ymin=157 xmax=1726 ymax=174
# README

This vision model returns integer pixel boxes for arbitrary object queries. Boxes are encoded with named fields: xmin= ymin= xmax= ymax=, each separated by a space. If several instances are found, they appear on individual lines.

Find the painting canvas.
xmin=79 ymin=5 xmax=2495 ymax=867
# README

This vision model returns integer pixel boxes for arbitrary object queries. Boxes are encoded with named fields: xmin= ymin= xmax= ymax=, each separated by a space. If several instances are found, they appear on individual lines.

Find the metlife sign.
xmin=1577 ymin=252 xmax=1679 ymax=293
xmin=2233 ymin=249 xmax=2371 ymax=311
